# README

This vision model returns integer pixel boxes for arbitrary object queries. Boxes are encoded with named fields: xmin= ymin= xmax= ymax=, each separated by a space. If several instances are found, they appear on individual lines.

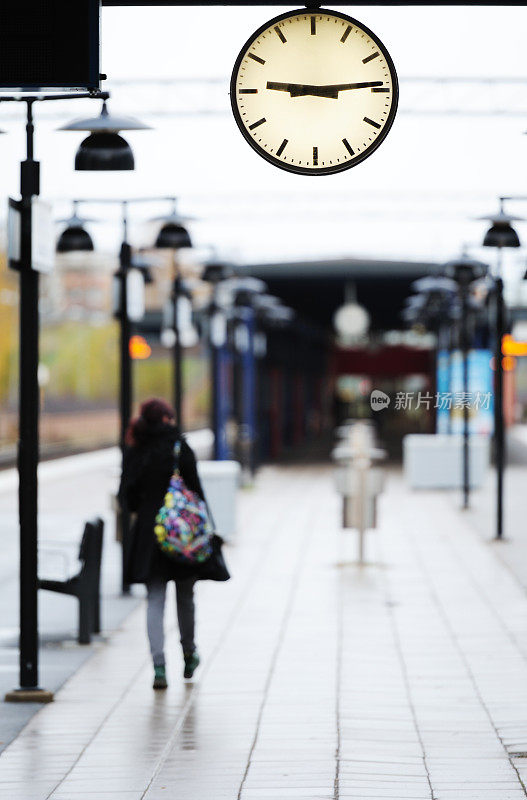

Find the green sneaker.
xmin=183 ymin=650 xmax=200 ymax=679
xmin=153 ymin=664 xmax=168 ymax=690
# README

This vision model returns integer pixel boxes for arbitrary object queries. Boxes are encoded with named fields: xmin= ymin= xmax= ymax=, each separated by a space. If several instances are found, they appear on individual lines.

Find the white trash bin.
xmin=197 ymin=460 xmax=241 ymax=542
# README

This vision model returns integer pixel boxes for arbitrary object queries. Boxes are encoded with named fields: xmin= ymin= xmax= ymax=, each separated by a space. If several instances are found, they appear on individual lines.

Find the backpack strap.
xmin=173 ymin=438 xmax=217 ymax=532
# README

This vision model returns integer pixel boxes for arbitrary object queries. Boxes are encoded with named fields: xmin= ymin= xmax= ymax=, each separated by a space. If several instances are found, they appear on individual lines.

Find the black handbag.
xmin=196 ymin=501 xmax=231 ymax=582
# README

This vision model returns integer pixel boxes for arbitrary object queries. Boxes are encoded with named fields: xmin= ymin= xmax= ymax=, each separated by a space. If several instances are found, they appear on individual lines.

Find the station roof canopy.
xmin=236 ymin=256 xmax=443 ymax=280
xmin=235 ymin=256 xmax=444 ymax=331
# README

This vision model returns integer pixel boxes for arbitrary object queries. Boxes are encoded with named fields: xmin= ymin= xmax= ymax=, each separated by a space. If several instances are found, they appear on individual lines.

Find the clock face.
xmin=230 ymin=8 xmax=398 ymax=175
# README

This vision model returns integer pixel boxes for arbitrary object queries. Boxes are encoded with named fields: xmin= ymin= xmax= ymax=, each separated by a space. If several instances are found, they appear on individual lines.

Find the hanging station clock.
xmin=230 ymin=8 xmax=398 ymax=175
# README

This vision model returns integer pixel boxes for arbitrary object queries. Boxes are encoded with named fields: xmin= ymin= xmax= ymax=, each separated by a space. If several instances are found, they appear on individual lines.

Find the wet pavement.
xmin=2 ymin=462 xmax=527 ymax=799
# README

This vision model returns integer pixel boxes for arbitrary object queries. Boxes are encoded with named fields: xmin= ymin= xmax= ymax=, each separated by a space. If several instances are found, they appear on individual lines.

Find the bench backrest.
xmin=78 ymin=518 xmax=104 ymax=581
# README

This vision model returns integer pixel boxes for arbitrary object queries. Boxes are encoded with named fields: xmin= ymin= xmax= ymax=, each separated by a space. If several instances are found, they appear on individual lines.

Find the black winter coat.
xmin=118 ymin=423 xmax=206 ymax=584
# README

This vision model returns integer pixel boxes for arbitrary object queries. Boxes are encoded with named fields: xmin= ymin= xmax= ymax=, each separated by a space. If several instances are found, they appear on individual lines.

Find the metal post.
xmin=432 ymin=326 xmax=442 ymax=433
xmin=209 ymin=301 xmax=230 ymax=460
xmin=118 ymin=204 xmax=133 ymax=594
xmin=495 ymin=252 xmax=505 ymax=539
xmin=357 ymin=458 xmax=366 ymax=564
xmin=447 ymin=324 xmax=453 ymax=435
xmin=211 ymin=333 xmax=220 ymax=458
xmin=239 ymin=307 xmax=256 ymax=479
xmin=461 ymin=288 xmax=470 ymax=509
xmin=5 ymin=101 xmax=53 ymax=702
xmin=172 ymin=263 xmax=183 ymax=428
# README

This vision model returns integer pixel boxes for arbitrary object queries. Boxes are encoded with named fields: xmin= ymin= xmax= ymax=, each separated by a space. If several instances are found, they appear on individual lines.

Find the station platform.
xmin=2 ymin=460 xmax=527 ymax=799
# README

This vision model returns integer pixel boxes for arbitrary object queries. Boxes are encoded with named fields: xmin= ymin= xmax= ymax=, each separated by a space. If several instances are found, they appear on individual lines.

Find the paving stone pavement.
xmin=1 ymin=464 xmax=527 ymax=799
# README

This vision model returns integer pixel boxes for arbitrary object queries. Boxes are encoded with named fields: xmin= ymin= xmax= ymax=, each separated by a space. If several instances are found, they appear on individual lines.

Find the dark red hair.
xmin=126 ymin=397 xmax=176 ymax=447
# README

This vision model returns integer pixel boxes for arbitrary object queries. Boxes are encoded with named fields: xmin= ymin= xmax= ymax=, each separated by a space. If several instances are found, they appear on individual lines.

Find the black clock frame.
xmin=230 ymin=7 xmax=399 ymax=176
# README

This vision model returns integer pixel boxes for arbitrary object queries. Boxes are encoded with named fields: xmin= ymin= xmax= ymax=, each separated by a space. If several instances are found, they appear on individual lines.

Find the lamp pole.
xmin=118 ymin=203 xmax=133 ymax=453
xmin=435 ymin=260 xmax=487 ymax=511
xmin=3 ymin=91 xmax=108 ymax=703
xmin=210 ymin=298 xmax=221 ymax=458
xmin=232 ymin=284 xmax=266 ymax=480
xmin=480 ymin=201 xmax=522 ymax=540
xmin=153 ymin=206 xmax=193 ymax=429
xmin=210 ymin=302 xmax=231 ymax=460
xmin=172 ymin=261 xmax=183 ymax=427
xmin=459 ymin=283 xmax=471 ymax=509
xmin=494 ymin=250 xmax=505 ymax=538
xmin=233 ymin=301 xmax=256 ymax=479
xmin=202 ymin=262 xmax=233 ymax=459
xmin=117 ymin=204 xmax=133 ymax=593
xmin=18 ymin=99 xmax=42 ymax=697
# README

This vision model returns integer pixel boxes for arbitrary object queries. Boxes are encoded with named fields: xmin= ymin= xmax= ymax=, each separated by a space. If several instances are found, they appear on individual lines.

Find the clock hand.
xmin=322 ymin=81 xmax=384 ymax=93
xmin=266 ymin=81 xmax=340 ymax=98
xmin=266 ymin=81 xmax=384 ymax=98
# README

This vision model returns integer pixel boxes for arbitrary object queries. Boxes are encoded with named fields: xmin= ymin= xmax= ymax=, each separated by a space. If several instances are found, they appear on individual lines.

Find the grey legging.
xmin=146 ymin=577 xmax=196 ymax=666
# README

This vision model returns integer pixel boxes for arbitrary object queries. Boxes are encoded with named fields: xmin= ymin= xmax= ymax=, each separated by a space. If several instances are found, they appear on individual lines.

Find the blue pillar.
xmin=214 ymin=342 xmax=232 ymax=460
xmin=237 ymin=306 xmax=256 ymax=476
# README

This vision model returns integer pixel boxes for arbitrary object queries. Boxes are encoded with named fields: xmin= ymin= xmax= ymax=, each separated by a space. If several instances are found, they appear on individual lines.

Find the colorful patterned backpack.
xmin=154 ymin=441 xmax=213 ymax=565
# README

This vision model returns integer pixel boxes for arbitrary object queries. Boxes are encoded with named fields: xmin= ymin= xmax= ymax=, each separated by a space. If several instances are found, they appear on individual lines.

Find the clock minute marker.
xmin=276 ymin=139 xmax=288 ymax=157
xmin=363 ymin=51 xmax=380 ymax=64
xmin=274 ymin=25 xmax=287 ymax=43
xmin=248 ymin=53 xmax=266 ymax=65
xmin=364 ymin=117 xmax=381 ymax=129
xmin=249 ymin=117 xmax=266 ymax=130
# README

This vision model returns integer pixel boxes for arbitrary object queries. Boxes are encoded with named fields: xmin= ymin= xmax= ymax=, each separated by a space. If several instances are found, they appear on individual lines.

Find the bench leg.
xmin=92 ymin=590 xmax=101 ymax=635
xmin=78 ymin=594 xmax=92 ymax=645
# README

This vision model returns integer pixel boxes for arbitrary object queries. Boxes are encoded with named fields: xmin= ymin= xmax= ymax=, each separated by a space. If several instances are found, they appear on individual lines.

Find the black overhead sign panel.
xmin=0 ymin=0 xmax=100 ymax=90
xmin=101 ymin=1 xmax=497 ymax=5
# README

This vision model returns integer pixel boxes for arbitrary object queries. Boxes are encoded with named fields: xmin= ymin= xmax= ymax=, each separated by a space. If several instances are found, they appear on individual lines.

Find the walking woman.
xmin=119 ymin=397 xmax=205 ymax=688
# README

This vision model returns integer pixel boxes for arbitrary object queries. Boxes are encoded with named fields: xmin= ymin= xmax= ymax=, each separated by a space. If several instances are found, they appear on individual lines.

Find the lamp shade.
xmin=60 ymin=102 xmax=150 ymax=172
xmin=56 ymin=224 xmax=94 ymax=253
xmin=266 ymin=305 xmax=294 ymax=323
xmin=411 ymin=276 xmax=458 ymax=294
xmin=444 ymin=254 xmax=488 ymax=285
xmin=155 ymin=222 xmax=192 ymax=249
xmin=252 ymin=294 xmax=282 ymax=311
xmin=59 ymin=102 xmax=150 ymax=133
xmin=401 ymin=306 xmax=419 ymax=324
xmin=130 ymin=254 xmax=157 ymax=285
xmin=483 ymin=222 xmax=521 ymax=248
xmin=75 ymin=132 xmax=134 ymax=171
xmin=202 ymin=262 xmax=233 ymax=284
xmin=478 ymin=209 xmax=522 ymax=248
